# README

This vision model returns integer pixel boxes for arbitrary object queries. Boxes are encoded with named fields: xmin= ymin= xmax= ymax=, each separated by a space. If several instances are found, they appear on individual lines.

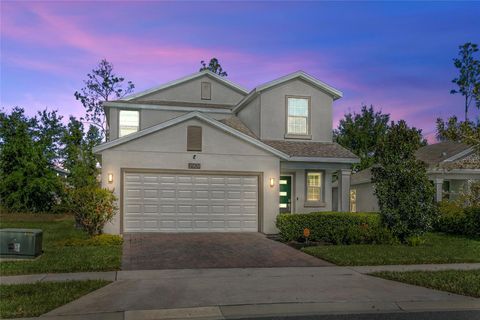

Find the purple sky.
xmin=1 ymin=1 xmax=479 ymax=142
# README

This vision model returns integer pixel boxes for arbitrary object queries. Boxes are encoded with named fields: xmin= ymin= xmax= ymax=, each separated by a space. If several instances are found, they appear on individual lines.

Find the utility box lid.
xmin=1 ymin=229 xmax=43 ymax=234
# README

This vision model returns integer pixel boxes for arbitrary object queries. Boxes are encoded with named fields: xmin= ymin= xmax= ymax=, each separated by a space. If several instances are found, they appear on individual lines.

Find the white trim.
xmin=122 ymin=70 xmax=249 ymax=101
xmin=93 ymin=111 xmax=290 ymax=159
xmin=233 ymin=71 xmax=343 ymax=113
xmin=427 ymin=168 xmax=480 ymax=175
xmin=289 ymin=156 xmax=359 ymax=164
xmin=102 ymin=101 xmax=232 ymax=114
xmin=442 ymin=147 xmax=474 ymax=162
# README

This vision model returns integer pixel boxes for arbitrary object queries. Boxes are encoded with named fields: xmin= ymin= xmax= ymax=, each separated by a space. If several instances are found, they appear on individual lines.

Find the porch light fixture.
xmin=107 ymin=173 xmax=114 ymax=184
xmin=269 ymin=178 xmax=276 ymax=187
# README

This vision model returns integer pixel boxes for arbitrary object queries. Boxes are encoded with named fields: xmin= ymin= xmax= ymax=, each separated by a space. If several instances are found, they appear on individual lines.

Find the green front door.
xmin=279 ymin=176 xmax=292 ymax=213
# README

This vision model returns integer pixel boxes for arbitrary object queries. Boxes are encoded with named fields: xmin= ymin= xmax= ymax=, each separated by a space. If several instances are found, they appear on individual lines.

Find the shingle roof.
xmin=261 ymin=140 xmax=358 ymax=159
xmin=415 ymin=141 xmax=472 ymax=166
xmin=218 ymin=116 xmax=258 ymax=138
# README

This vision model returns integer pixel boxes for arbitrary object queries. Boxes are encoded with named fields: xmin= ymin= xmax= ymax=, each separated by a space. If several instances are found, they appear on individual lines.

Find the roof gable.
xmin=121 ymin=70 xmax=249 ymax=102
xmin=233 ymin=71 xmax=342 ymax=113
xmin=93 ymin=112 xmax=288 ymax=158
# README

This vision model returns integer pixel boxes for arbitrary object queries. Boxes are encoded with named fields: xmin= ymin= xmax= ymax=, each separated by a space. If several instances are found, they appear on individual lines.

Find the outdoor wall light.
xmin=269 ymin=178 xmax=276 ymax=187
xmin=107 ymin=173 xmax=114 ymax=184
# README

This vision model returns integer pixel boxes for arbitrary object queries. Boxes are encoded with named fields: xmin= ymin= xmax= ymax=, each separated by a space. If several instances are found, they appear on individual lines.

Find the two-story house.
xmin=93 ymin=70 xmax=359 ymax=234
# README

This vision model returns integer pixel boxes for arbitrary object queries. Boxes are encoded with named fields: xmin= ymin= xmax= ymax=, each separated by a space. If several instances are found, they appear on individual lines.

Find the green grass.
xmin=371 ymin=269 xmax=480 ymax=298
xmin=302 ymin=233 xmax=480 ymax=266
xmin=0 ymin=214 xmax=122 ymax=276
xmin=0 ymin=280 xmax=110 ymax=318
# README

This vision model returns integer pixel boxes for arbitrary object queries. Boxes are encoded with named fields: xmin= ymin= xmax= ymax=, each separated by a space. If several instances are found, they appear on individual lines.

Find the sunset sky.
xmin=1 ymin=1 xmax=479 ymax=142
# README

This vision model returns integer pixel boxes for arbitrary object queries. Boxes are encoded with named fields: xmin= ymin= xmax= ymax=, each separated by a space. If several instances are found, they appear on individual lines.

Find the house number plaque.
xmin=188 ymin=163 xmax=201 ymax=169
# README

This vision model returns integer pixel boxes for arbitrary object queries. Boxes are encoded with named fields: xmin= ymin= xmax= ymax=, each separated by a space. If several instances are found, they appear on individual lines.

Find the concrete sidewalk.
xmin=1 ymin=263 xmax=479 ymax=285
xmin=41 ymin=267 xmax=479 ymax=319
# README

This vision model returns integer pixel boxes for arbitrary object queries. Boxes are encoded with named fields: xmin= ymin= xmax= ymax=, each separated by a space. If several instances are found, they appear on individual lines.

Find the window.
xmin=119 ymin=110 xmax=139 ymax=137
xmin=187 ymin=126 xmax=202 ymax=151
xmin=350 ymin=189 xmax=357 ymax=213
xmin=287 ymin=97 xmax=309 ymax=135
xmin=306 ymin=172 xmax=322 ymax=202
xmin=201 ymin=82 xmax=211 ymax=100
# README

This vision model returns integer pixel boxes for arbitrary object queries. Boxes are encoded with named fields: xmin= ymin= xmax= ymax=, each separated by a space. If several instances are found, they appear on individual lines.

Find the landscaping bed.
xmin=0 ymin=214 xmax=122 ymax=276
xmin=0 ymin=280 xmax=110 ymax=318
xmin=371 ymin=269 xmax=480 ymax=298
xmin=301 ymin=233 xmax=480 ymax=266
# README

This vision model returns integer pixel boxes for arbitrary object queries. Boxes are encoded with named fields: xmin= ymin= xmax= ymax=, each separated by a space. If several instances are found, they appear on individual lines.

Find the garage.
xmin=123 ymin=171 xmax=259 ymax=232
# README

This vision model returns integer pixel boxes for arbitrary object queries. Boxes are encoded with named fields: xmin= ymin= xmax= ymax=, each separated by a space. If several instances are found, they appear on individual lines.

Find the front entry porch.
xmin=279 ymin=161 xmax=353 ymax=214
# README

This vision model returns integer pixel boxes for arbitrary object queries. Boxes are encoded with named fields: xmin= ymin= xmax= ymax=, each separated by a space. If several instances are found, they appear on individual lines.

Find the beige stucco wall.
xmin=99 ymin=118 xmax=281 ymax=235
xmin=258 ymin=79 xmax=334 ymax=142
xmin=237 ymin=95 xmax=261 ymax=137
xmin=108 ymin=108 xmax=231 ymax=140
xmin=351 ymin=183 xmax=379 ymax=212
xmin=135 ymin=75 xmax=246 ymax=106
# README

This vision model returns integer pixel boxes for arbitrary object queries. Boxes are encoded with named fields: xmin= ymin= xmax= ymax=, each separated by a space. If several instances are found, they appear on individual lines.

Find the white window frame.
xmin=305 ymin=171 xmax=324 ymax=206
xmin=286 ymin=96 xmax=311 ymax=139
xmin=119 ymin=110 xmax=140 ymax=137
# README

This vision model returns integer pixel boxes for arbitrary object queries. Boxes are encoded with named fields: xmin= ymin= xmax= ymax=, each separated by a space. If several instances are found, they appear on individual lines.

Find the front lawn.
xmin=0 ymin=280 xmax=110 ymax=318
xmin=0 ymin=214 xmax=122 ymax=276
xmin=302 ymin=233 xmax=480 ymax=266
xmin=371 ymin=269 xmax=480 ymax=298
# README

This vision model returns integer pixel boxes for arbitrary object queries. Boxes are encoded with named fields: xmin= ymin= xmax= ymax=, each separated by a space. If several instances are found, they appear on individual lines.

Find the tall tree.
xmin=0 ymin=108 xmax=63 ymax=212
xmin=436 ymin=116 xmax=480 ymax=148
xmin=333 ymin=105 xmax=390 ymax=171
xmin=450 ymin=42 xmax=480 ymax=121
xmin=199 ymin=58 xmax=228 ymax=76
xmin=74 ymin=59 xmax=135 ymax=140
xmin=61 ymin=117 xmax=101 ymax=189
xmin=372 ymin=120 xmax=436 ymax=241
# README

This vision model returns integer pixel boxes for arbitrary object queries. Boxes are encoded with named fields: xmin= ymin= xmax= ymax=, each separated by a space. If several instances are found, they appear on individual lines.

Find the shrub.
xmin=276 ymin=212 xmax=395 ymax=245
xmin=56 ymin=234 xmax=123 ymax=247
xmin=67 ymin=186 xmax=117 ymax=236
xmin=464 ymin=207 xmax=480 ymax=238
xmin=372 ymin=121 xmax=437 ymax=241
xmin=435 ymin=200 xmax=466 ymax=234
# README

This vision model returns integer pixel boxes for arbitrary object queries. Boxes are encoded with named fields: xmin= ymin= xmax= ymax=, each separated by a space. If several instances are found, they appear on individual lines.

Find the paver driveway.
xmin=122 ymin=232 xmax=331 ymax=270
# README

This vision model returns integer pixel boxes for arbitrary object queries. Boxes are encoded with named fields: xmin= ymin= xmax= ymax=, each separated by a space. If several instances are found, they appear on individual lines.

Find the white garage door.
xmin=123 ymin=172 xmax=259 ymax=232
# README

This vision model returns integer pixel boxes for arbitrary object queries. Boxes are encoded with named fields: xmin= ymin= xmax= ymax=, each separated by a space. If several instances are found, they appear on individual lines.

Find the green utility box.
xmin=0 ymin=229 xmax=43 ymax=258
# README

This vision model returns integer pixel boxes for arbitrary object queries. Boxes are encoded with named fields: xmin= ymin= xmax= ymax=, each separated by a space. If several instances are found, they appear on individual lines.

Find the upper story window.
xmin=119 ymin=110 xmax=139 ymax=137
xmin=187 ymin=126 xmax=202 ymax=151
xmin=201 ymin=82 xmax=211 ymax=100
xmin=286 ymin=96 xmax=310 ymax=136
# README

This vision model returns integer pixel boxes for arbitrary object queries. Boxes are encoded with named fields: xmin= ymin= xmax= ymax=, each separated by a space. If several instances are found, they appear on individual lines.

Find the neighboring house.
xmin=93 ymin=70 xmax=359 ymax=234
xmin=343 ymin=141 xmax=480 ymax=213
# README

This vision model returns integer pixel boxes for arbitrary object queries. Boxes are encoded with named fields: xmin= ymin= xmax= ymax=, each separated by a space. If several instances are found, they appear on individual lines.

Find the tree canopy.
xmin=74 ymin=59 xmax=135 ymax=140
xmin=199 ymin=58 xmax=228 ymax=76
xmin=334 ymin=105 xmax=390 ymax=171
xmin=450 ymin=42 xmax=480 ymax=121
xmin=436 ymin=116 xmax=480 ymax=149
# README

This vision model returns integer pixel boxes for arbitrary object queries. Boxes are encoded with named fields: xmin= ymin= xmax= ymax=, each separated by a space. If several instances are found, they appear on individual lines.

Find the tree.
xmin=334 ymin=105 xmax=390 ymax=171
xmin=451 ymin=42 xmax=480 ymax=121
xmin=61 ymin=117 xmax=101 ymax=189
xmin=0 ymin=108 xmax=63 ymax=212
xmin=199 ymin=58 xmax=228 ymax=76
xmin=372 ymin=120 xmax=436 ymax=241
xmin=436 ymin=116 xmax=480 ymax=148
xmin=74 ymin=59 xmax=135 ymax=140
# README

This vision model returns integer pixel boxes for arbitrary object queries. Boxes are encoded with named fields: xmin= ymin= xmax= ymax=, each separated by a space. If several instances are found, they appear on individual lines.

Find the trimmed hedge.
xmin=276 ymin=212 xmax=395 ymax=245
xmin=435 ymin=202 xmax=480 ymax=238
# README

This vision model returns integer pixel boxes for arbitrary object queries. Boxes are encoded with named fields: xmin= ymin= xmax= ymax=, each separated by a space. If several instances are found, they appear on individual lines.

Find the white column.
xmin=337 ymin=169 xmax=352 ymax=212
xmin=434 ymin=178 xmax=444 ymax=202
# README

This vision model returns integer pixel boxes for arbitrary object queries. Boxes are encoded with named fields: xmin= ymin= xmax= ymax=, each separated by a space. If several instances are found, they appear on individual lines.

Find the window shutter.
xmin=187 ymin=126 xmax=202 ymax=151
xmin=201 ymin=82 xmax=211 ymax=100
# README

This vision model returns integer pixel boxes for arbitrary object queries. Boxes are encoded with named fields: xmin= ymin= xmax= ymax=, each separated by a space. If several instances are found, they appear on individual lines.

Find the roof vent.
xmin=442 ymin=152 xmax=447 ymax=156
